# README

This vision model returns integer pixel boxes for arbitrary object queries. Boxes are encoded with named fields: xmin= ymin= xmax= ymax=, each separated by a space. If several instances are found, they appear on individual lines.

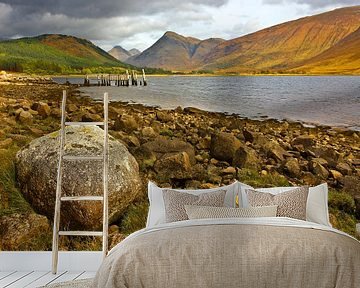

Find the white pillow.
xmin=146 ymin=181 xmax=239 ymax=228
xmin=239 ymin=183 xmax=331 ymax=226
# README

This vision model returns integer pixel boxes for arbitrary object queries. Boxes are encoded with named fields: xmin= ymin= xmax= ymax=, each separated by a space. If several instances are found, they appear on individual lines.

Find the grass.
xmin=0 ymin=145 xmax=33 ymax=217
xmin=237 ymin=168 xmax=290 ymax=188
xmin=120 ymin=201 xmax=149 ymax=235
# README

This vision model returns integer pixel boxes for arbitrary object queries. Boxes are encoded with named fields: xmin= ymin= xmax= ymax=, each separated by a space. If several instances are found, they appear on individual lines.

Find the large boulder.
xmin=210 ymin=132 xmax=241 ymax=163
xmin=16 ymin=126 xmax=142 ymax=229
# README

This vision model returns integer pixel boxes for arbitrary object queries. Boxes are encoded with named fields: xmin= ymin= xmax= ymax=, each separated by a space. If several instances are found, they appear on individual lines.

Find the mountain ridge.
xmin=126 ymin=6 xmax=360 ymax=74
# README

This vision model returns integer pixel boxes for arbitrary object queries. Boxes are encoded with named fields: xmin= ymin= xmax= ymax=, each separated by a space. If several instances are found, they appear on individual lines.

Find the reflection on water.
xmin=53 ymin=76 xmax=360 ymax=130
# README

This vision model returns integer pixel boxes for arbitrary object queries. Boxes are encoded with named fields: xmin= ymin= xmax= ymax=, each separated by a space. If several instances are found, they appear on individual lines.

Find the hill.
xmin=127 ymin=6 xmax=360 ymax=74
xmin=0 ymin=34 xmax=132 ymax=74
xmin=201 ymin=6 xmax=360 ymax=73
xmin=126 ymin=31 xmax=225 ymax=71
xmin=108 ymin=46 xmax=140 ymax=61
xmin=291 ymin=27 xmax=360 ymax=74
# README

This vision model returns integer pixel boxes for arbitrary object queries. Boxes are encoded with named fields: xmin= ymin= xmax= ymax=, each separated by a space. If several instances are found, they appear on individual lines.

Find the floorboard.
xmin=6 ymin=271 xmax=48 ymax=288
xmin=0 ymin=271 xmax=32 ymax=287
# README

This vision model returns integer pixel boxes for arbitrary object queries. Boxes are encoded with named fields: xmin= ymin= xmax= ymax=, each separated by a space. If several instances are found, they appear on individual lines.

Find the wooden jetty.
xmin=83 ymin=69 xmax=147 ymax=87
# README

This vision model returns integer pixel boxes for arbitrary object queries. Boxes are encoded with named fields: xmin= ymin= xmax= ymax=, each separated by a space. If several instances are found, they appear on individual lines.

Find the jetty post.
xmin=142 ymin=69 xmax=147 ymax=86
xmin=126 ymin=70 xmax=130 ymax=87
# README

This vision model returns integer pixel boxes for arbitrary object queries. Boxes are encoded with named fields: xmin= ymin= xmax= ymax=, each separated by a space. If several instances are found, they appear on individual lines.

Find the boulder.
xmin=32 ymin=102 xmax=51 ymax=118
xmin=310 ymin=160 xmax=329 ymax=180
xmin=142 ymin=136 xmax=195 ymax=164
xmin=113 ymin=114 xmax=139 ymax=132
xmin=336 ymin=162 xmax=352 ymax=176
xmin=261 ymin=140 xmax=287 ymax=162
xmin=141 ymin=127 xmax=157 ymax=138
xmin=17 ymin=110 xmax=33 ymax=124
xmin=233 ymin=146 xmax=260 ymax=170
xmin=291 ymin=135 xmax=315 ymax=149
xmin=154 ymin=152 xmax=192 ymax=180
xmin=0 ymin=213 xmax=51 ymax=250
xmin=330 ymin=169 xmax=343 ymax=181
xmin=283 ymin=158 xmax=301 ymax=178
xmin=16 ymin=126 xmax=142 ymax=229
xmin=210 ymin=132 xmax=241 ymax=163
xmin=314 ymin=147 xmax=343 ymax=168
xmin=156 ymin=111 xmax=174 ymax=122
xmin=82 ymin=112 xmax=102 ymax=122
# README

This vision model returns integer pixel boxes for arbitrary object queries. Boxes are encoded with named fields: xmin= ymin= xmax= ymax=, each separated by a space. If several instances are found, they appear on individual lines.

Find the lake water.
xmin=53 ymin=76 xmax=360 ymax=130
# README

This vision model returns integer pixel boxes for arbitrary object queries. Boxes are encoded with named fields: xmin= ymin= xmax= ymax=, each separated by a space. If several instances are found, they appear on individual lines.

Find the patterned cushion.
xmin=162 ymin=189 xmax=226 ymax=223
xmin=246 ymin=186 xmax=309 ymax=220
xmin=185 ymin=205 xmax=278 ymax=219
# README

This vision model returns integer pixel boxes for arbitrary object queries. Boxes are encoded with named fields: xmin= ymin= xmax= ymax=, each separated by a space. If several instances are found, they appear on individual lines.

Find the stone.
xmin=341 ymin=176 xmax=360 ymax=218
xmin=17 ymin=110 xmax=33 ymax=124
xmin=291 ymin=135 xmax=315 ymax=149
xmin=142 ymin=136 xmax=196 ymax=165
xmin=113 ymin=114 xmax=139 ymax=132
xmin=141 ymin=127 xmax=157 ymax=138
xmin=210 ymin=132 xmax=241 ymax=163
xmin=156 ymin=111 xmax=174 ymax=122
xmin=314 ymin=147 xmax=343 ymax=168
xmin=335 ymin=162 xmax=352 ymax=176
xmin=154 ymin=152 xmax=192 ymax=180
xmin=233 ymin=146 xmax=261 ymax=170
xmin=0 ymin=213 xmax=51 ymax=250
xmin=16 ymin=126 xmax=142 ymax=229
xmin=32 ymin=102 xmax=51 ymax=118
xmin=82 ymin=112 xmax=102 ymax=122
xmin=330 ymin=169 xmax=343 ymax=180
xmin=67 ymin=104 xmax=78 ymax=113
xmin=302 ymin=172 xmax=319 ymax=186
xmin=221 ymin=167 xmax=236 ymax=175
xmin=310 ymin=160 xmax=329 ymax=180
xmin=284 ymin=158 xmax=301 ymax=178
xmin=261 ymin=140 xmax=287 ymax=162
xmin=197 ymin=137 xmax=211 ymax=150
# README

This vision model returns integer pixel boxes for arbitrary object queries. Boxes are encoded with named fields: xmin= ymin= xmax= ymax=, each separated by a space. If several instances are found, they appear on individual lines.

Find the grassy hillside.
xmin=291 ymin=28 xmax=360 ymax=74
xmin=0 ymin=34 xmax=133 ymax=74
xmin=201 ymin=6 xmax=360 ymax=73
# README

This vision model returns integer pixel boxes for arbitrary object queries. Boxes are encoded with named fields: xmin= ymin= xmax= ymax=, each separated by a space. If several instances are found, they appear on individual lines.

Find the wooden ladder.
xmin=52 ymin=90 xmax=109 ymax=274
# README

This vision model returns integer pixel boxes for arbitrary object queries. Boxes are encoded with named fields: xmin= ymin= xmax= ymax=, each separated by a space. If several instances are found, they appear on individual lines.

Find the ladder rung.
xmin=61 ymin=196 xmax=103 ymax=201
xmin=63 ymin=155 xmax=103 ymax=161
xmin=65 ymin=122 xmax=104 ymax=126
xmin=59 ymin=231 xmax=103 ymax=236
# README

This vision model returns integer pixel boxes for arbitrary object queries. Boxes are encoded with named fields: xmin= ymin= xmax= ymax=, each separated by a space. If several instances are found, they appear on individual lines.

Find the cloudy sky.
xmin=0 ymin=0 xmax=358 ymax=51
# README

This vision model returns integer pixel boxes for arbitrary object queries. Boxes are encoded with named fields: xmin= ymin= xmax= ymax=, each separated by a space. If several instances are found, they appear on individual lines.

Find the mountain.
xmin=201 ymin=6 xmax=360 ymax=73
xmin=0 ymin=34 xmax=131 ymax=73
xmin=127 ymin=6 xmax=360 ymax=74
xmin=126 ymin=31 xmax=225 ymax=70
xmin=291 ymin=27 xmax=360 ymax=74
xmin=108 ymin=46 xmax=141 ymax=61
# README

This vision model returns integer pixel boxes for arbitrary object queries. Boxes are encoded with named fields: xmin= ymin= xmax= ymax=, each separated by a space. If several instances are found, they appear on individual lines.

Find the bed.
xmin=92 ymin=181 xmax=360 ymax=288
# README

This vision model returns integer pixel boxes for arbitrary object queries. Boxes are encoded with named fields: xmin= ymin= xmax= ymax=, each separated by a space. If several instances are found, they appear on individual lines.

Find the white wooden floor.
xmin=0 ymin=252 xmax=102 ymax=288
xmin=0 ymin=270 xmax=95 ymax=288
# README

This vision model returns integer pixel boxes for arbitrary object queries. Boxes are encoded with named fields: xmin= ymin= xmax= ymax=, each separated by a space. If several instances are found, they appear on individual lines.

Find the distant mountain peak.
xmin=108 ymin=45 xmax=140 ymax=61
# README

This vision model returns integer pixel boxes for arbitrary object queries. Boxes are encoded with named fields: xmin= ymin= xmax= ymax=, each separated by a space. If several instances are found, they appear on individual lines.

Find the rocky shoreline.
xmin=0 ymin=72 xmax=359 ymax=250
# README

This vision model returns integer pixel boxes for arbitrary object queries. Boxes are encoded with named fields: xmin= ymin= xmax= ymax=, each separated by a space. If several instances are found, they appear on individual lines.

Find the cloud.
xmin=0 ymin=0 xmax=227 ymax=18
xmin=263 ymin=0 xmax=359 ymax=9
xmin=0 ymin=0 xmax=228 ymax=50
